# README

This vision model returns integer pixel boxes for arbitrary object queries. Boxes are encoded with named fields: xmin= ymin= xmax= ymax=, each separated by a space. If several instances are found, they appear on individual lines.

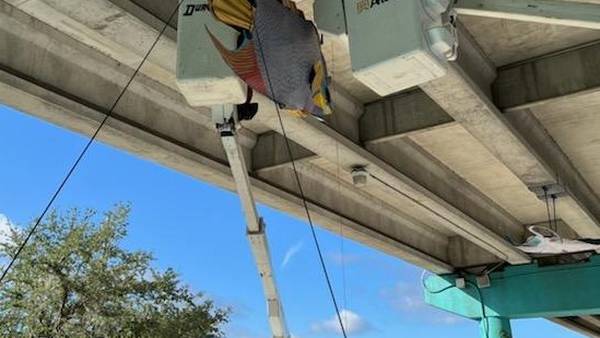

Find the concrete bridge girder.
xmin=2 ymin=0 xmax=600 ymax=301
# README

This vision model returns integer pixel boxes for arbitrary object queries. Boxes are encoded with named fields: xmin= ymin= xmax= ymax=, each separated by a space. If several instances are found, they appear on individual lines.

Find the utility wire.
xmin=551 ymin=194 xmax=558 ymax=232
xmin=332 ymin=37 xmax=349 ymax=332
xmin=253 ymin=24 xmax=348 ymax=338
xmin=336 ymin=142 xmax=349 ymax=332
xmin=466 ymin=280 xmax=490 ymax=338
xmin=340 ymin=0 xmax=349 ymax=35
xmin=543 ymin=188 xmax=553 ymax=231
xmin=0 ymin=1 xmax=182 ymax=285
xmin=421 ymin=271 xmax=489 ymax=338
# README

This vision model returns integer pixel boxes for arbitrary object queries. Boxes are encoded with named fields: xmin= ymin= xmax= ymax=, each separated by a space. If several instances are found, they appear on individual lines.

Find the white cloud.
xmin=328 ymin=252 xmax=361 ymax=266
xmin=380 ymin=281 xmax=464 ymax=326
xmin=0 ymin=214 xmax=12 ymax=245
xmin=381 ymin=282 xmax=427 ymax=311
xmin=281 ymin=241 xmax=303 ymax=269
xmin=434 ymin=315 xmax=463 ymax=325
xmin=311 ymin=309 xmax=371 ymax=335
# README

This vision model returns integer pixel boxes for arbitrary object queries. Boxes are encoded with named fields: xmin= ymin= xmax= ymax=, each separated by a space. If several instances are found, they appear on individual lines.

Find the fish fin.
xmin=310 ymin=61 xmax=332 ymax=115
xmin=279 ymin=0 xmax=306 ymax=19
xmin=206 ymin=27 xmax=267 ymax=94
xmin=288 ymin=109 xmax=309 ymax=118
xmin=209 ymin=0 xmax=254 ymax=30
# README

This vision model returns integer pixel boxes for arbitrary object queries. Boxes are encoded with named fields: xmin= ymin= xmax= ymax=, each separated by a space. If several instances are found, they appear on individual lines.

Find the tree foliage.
xmin=0 ymin=204 xmax=228 ymax=337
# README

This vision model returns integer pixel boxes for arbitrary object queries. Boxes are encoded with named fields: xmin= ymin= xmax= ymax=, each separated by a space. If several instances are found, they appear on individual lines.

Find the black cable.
xmin=551 ymin=194 xmax=558 ymax=232
xmin=340 ymin=0 xmax=349 ymax=35
xmin=421 ymin=274 xmax=489 ymax=338
xmin=421 ymin=280 xmax=454 ymax=295
xmin=331 ymin=46 xmax=348 ymax=331
xmin=252 ymin=20 xmax=348 ymax=338
xmin=336 ymin=142 xmax=349 ymax=331
xmin=466 ymin=280 xmax=490 ymax=338
xmin=0 ymin=1 xmax=182 ymax=285
xmin=543 ymin=187 xmax=553 ymax=231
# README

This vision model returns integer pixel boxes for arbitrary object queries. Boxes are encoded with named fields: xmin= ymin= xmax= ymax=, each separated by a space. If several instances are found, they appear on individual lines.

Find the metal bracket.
xmin=351 ymin=166 xmax=369 ymax=187
xmin=247 ymin=217 xmax=266 ymax=236
xmin=211 ymin=104 xmax=236 ymax=129
xmin=528 ymin=183 xmax=567 ymax=201
xmin=476 ymin=274 xmax=491 ymax=289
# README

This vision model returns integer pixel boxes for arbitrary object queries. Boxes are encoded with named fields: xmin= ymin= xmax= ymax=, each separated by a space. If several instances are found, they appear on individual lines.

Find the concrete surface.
xmin=2 ymin=0 xmax=600 ymax=335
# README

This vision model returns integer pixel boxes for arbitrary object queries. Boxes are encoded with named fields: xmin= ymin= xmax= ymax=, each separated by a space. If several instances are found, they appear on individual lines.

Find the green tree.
xmin=0 ymin=204 xmax=229 ymax=337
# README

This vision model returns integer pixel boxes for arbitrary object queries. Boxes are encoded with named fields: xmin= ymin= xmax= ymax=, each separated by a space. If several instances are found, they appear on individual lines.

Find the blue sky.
xmin=0 ymin=104 xmax=584 ymax=338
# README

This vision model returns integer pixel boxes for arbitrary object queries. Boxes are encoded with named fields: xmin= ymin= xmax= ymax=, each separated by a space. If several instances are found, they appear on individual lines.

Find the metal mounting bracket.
xmin=528 ymin=183 xmax=567 ymax=201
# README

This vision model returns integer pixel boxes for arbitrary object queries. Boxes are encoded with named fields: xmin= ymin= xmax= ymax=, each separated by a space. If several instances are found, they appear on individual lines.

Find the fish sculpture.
xmin=518 ymin=226 xmax=600 ymax=256
xmin=207 ymin=0 xmax=332 ymax=118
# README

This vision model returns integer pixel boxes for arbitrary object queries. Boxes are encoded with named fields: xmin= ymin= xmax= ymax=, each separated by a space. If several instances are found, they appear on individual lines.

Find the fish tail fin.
xmin=209 ymin=0 xmax=254 ymax=30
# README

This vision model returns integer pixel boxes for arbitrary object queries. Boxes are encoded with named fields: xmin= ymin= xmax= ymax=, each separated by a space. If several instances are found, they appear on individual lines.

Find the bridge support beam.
xmin=482 ymin=317 xmax=512 ymax=338
xmin=424 ymin=255 xmax=600 ymax=337
xmin=455 ymin=0 xmax=600 ymax=30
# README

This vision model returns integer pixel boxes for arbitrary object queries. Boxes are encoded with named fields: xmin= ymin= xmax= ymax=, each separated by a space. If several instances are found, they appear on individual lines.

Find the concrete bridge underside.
xmin=2 ymin=0 xmax=600 ymax=335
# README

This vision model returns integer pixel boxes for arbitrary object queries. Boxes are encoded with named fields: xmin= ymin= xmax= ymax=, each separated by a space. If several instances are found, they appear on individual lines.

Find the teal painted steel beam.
xmin=424 ymin=255 xmax=600 ymax=319
xmin=481 ymin=317 xmax=512 ymax=338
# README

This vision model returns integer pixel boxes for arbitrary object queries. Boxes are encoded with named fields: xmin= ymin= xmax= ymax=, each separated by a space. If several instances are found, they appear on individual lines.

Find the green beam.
xmin=482 ymin=317 xmax=512 ymax=338
xmin=424 ymin=255 xmax=600 ymax=319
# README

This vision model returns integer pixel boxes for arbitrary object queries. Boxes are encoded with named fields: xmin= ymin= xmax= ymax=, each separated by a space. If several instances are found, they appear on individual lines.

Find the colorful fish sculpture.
xmin=207 ymin=0 xmax=332 ymax=118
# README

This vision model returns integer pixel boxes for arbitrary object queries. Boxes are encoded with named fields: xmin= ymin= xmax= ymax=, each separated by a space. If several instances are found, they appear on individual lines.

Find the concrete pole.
xmin=481 ymin=317 xmax=512 ymax=338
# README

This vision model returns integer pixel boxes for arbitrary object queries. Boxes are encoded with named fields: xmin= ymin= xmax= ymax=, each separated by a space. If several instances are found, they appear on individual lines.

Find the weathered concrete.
xmin=581 ymin=316 xmax=600 ymax=329
xmin=456 ymin=0 xmax=600 ymax=30
xmin=360 ymin=89 xmax=455 ymax=144
xmin=255 ymin=88 xmax=455 ymax=171
xmin=6 ymin=0 xmax=600 ymax=286
xmin=0 ymin=1 xmax=455 ymax=273
xmin=253 ymin=132 xmax=317 ymax=172
xmin=252 ymin=101 xmax=530 ymax=264
xmin=420 ymin=35 xmax=600 ymax=238
xmin=4 ymin=0 xmax=600 ymax=333
xmin=551 ymin=317 xmax=600 ymax=338
xmin=460 ymin=15 xmax=600 ymax=67
xmin=366 ymin=138 xmax=525 ymax=238
xmin=495 ymin=41 xmax=600 ymax=111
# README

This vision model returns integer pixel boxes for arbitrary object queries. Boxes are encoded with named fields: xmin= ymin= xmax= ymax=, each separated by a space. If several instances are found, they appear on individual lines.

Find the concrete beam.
xmin=68 ymin=1 xmax=523 ymax=270
xmin=455 ymin=0 xmax=600 ymax=30
xmin=5 ymin=0 xmax=179 ymax=89
xmin=107 ymin=0 xmax=178 ymax=40
xmin=0 ymin=63 xmax=452 ymax=275
xmin=253 ymin=132 xmax=317 ymax=172
xmin=256 ymin=161 xmax=451 ymax=259
xmin=581 ymin=316 xmax=600 ymax=328
xmin=495 ymin=41 xmax=600 ymax=111
xmin=0 ymin=0 xmax=454 ymax=273
xmin=254 ymin=88 xmax=456 ymax=172
xmin=252 ymin=97 xmax=530 ymax=265
xmin=365 ymin=138 xmax=526 ymax=250
xmin=254 ymin=36 xmax=600 ymax=243
xmin=253 ymin=132 xmax=510 ymax=269
xmin=420 ymin=34 xmax=600 ymax=238
xmin=499 ymin=42 xmax=600 ymax=238
xmin=551 ymin=318 xmax=600 ymax=338
xmin=360 ymin=89 xmax=456 ymax=144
